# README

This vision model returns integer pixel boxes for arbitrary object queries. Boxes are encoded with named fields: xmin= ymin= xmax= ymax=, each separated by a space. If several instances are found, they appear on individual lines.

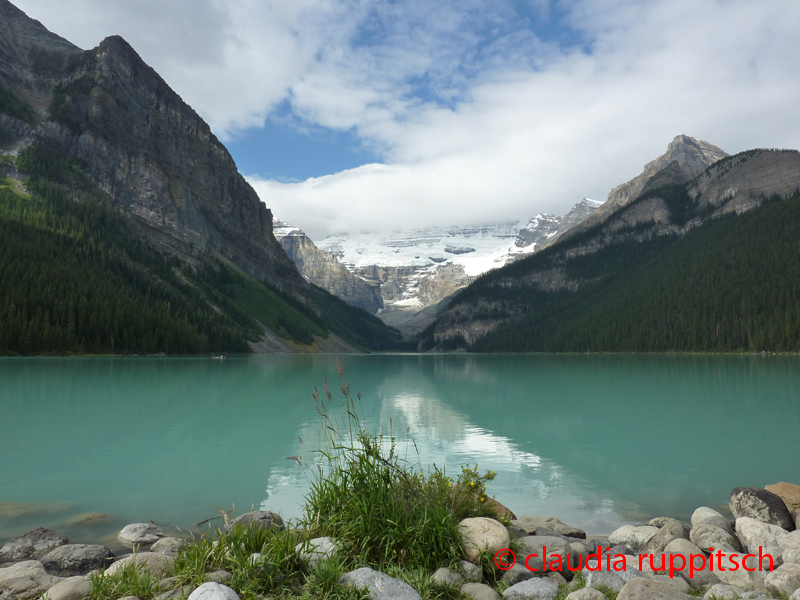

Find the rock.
xmin=42 ymin=575 xmax=93 ymax=600
xmin=566 ymin=589 xmax=606 ymax=600
xmin=780 ymin=531 xmax=800 ymax=550
xmin=518 ymin=536 xmax=571 ymax=574
xmin=663 ymin=538 xmax=705 ymax=563
xmin=339 ymin=567 xmax=422 ymax=600
xmin=608 ymin=526 xmax=658 ymax=554
xmin=105 ymin=552 xmax=174 ymax=579
xmin=702 ymin=583 xmax=749 ymax=600
xmin=205 ymin=570 xmax=233 ymax=584
xmin=766 ymin=482 xmax=800 ymax=512
xmin=68 ymin=513 xmax=112 ymax=526
xmin=483 ymin=498 xmax=516 ymax=522
xmin=582 ymin=555 xmax=642 ymax=582
xmin=461 ymin=561 xmax=483 ymax=583
xmin=713 ymin=552 xmax=768 ymax=591
xmin=648 ymin=517 xmax=672 ymax=528
xmin=507 ymin=523 xmax=527 ymax=539
xmin=459 ymin=518 xmax=511 ymax=564
xmin=736 ymin=517 xmax=789 ymax=554
xmin=547 ymin=572 xmax=567 ymax=586
xmin=646 ymin=574 xmax=690 ymax=594
xmin=150 ymin=537 xmax=187 ymax=556
xmin=511 ymin=517 xmax=586 ymax=539
xmin=461 ymin=582 xmax=500 ymax=600
xmin=117 ymin=524 xmax=164 ymax=548
xmin=643 ymin=519 xmax=690 ymax=554
xmin=690 ymin=523 xmax=742 ymax=553
xmin=502 ymin=577 xmax=559 ymax=600
xmin=0 ymin=560 xmax=63 ymax=600
xmin=39 ymin=544 xmax=115 ymax=576
xmin=0 ymin=528 xmax=69 ymax=561
xmin=786 ymin=548 xmax=800 ymax=564
xmin=730 ymin=487 xmax=795 ymax=530
xmin=691 ymin=507 xmax=734 ymax=535
xmin=296 ymin=537 xmax=339 ymax=569
xmin=223 ymin=511 xmax=284 ymax=534
xmin=500 ymin=564 xmax=536 ymax=587
xmin=432 ymin=567 xmax=464 ymax=586
xmin=617 ymin=577 xmax=692 ymax=599
xmin=765 ymin=563 xmax=800 ymax=596
xmin=157 ymin=585 xmax=194 ymax=600
xmin=187 ymin=582 xmax=240 ymax=600
xmin=585 ymin=570 xmax=625 ymax=592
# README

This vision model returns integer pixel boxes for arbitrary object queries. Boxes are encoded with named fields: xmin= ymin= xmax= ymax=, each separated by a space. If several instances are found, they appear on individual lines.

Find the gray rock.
xmin=730 ymin=487 xmax=795 ymax=530
xmin=150 ymin=537 xmax=187 ymax=556
xmin=608 ymin=526 xmax=658 ymax=554
xmin=500 ymin=564 xmax=536 ymax=587
xmin=736 ymin=517 xmax=789 ymax=554
xmin=0 ymin=528 xmax=69 ymax=561
xmin=765 ymin=563 xmax=800 ymax=597
xmin=780 ymin=531 xmax=800 ymax=550
xmin=502 ymin=577 xmax=559 ymax=600
xmin=118 ymin=524 xmax=164 ymax=548
xmin=713 ymin=552 xmax=768 ymax=591
xmin=223 ymin=511 xmax=284 ymax=534
xmin=645 ymin=574 xmax=691 ymax=594
xmin=461 ymin=561 xmax=483 ymax=583
xmin=546 ymin=572 xmax=567 ymax=586
xmin=585 ymin=570 xmax=625 ymax=592
xmin=432 ymin=567 xmax=464 ymax=586
xmin=648 ymin=517 xmax=673 ymax=528
xmin=105 ymin=552 xmax=174 ymax=579
xmin=339 ymin=567 xmax=422 ymax=600
xmin=518 ymin=536 xmax=571 ymax=574
xmin=156 ymin=585 xmax=194 ymax=600
xmin=460 ymin=518 xmax=511 ymax=564
xmin=702 ymin=583 xmax=748 ymax=600
xmin=187 ymin=582 xmax=240 ymax=600
xmin=40 ymin=544 xmax=115 ymax=576
xmin=461 ymin=582 xmax=500 ymax=600
xmin=512 ymin=517 xmax=586 ymax=539
xmin=691 ymin=507 xmax=735 ymax=536
xmin=793 ymin=587 xmax=800 ymax=600
xmin=507 ymin=523 xmax=527 ymax=540
xmin=42 ymin=575 xmax=92 ymax=600
xmin=643 ymin=519 xmax=690 ymax=555
xmin=205 ymin=570 xmax=233 ymax=584
xmin=663 ymin=538 xmax=704 ymax=562
xmin=617 ymin=577 xmax=692 ymax=599
xmin=0 ymin=560 xmax=64 ymax=600
xmin=296 ymin=537 xmax=339 ymax=569
xmin=581 ymin=554 xmax=642 ymax=582
xmin=690 ymin=523 xmax=742 ymax=553
xmin=786 ymin=548 xmax=800 ymax=564
xmin=565 ymin=589 xmax=606 ymax=600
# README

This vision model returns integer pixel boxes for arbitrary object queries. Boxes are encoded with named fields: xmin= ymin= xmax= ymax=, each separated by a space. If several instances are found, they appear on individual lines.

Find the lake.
xmin=1 ymin=353 xmax=798 ymax=548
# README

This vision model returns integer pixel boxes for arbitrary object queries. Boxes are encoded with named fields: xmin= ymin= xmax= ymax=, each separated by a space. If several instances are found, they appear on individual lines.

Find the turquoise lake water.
xmin=1 ymin=353 xmax=798 ymax=547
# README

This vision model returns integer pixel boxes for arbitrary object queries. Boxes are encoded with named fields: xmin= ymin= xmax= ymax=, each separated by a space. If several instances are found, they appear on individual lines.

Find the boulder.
xmin=766 ymin=482 xmax=800 ymax=512
xmin=461 ymin=560 xmax=483 ymax=583
xmin=42 ymin=575 xmax=93 ymax=600
xmin=459 ymin=518 xmax=510 ymax=564
xmin=617 ymin=577 xmax=693 ymax=599
xmin=608 ymin=525 xmax=658 ymax=554
xmin=786 ymin=548 xmax=800 ymax=564
xmin=105 ymin=552 xmax=174 ymax=579
xmin=736 ymin=517 xmax=789 ymax=554
xmin=0 ymin=560 xmax=63 ymax=600
xmin=511 ymin=517 xmax=585 ymax=539
xmin=584 ymin=570 xmax=625 ymax=592
xmin=691 ymin=507 xmax=734 ymax=535
xmin=643 ymin=519 xmax=690 ymax=554
xmin=339 ymin=567 xmax=422 ymax=600
xmin=39 ymin=544 xmax=115 ymax=576
xmin=483 ymin=498 xmax=516 ymax=522
xmin=701 ymin=583 xmax=749 ymax=600
xmin=518 ymin=536 xmax=571 ymax=574
xmin=432 ymin=567 xmax=464 ymax=586
xmin=500 ymin=564 xmax=536 ymax=587
xmin=780 ymin=531 xmax=800 ymax=550
xmin=296 ymin=537 xmax=339 ymax=569
xmin=765 ymin=563 xmax=800 ymax=597
xmin=565 ymin=589 xmax=607 ymax=600
xmin=662 ymin=538 xmax=705 ymax=564
xmin=150 ymin=537 xmax=187 ymax=556
xmin=501 ymin=578 xmax=559 ymax=600
xmin=690 ymin=523 xmax=742 ymax=553
xmin=117 ymin=523 xmax=164 ymax=548
xmin=713 ymin=552 xmax=768 ymax=591
xmin=223 ymin=511 xmax=284 ymax=533
xmin=0 ymin=528 xmax=69 ymax=561
xmin=461 ymin=582 xmax=500 ymax=600
xmin=205 ymin=570 xmax=233 ymax=584
xmin=729 ymin=487 xmax=795 ymax=530
xmin=645 ymin=574 xmax=691 ymax=594
xmin=187 ymin=582 xmax=240 ymax=600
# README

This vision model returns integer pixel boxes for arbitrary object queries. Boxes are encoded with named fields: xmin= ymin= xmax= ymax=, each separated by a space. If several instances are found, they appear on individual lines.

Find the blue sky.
xmin=14 ymin=0 xmax=800 ymax=239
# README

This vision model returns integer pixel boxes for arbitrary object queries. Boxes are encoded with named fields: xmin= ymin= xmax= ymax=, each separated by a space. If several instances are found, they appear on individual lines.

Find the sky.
xmin=13 ymin=0 xmax=800 ymax=240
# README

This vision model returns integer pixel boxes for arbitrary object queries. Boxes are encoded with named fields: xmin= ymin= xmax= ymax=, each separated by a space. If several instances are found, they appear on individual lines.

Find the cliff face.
xmin=273 ymin=220 xmax=383 ymax=313
xmin=0 ymin=7 xmax=303 ymax=297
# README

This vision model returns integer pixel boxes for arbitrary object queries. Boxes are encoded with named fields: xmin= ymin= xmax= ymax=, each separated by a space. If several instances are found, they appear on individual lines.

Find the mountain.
xmin=0 ymin=0 xmax=401 ymax=355
xmin=423 ymin=139 xmax=800 ymax=353
xmin=312 ymin=199 xmax=602 ymax=336
xmin=273 ymin=220 xmax=383 ymax=314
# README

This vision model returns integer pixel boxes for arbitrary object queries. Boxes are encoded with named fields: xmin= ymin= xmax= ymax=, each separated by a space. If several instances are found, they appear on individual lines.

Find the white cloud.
xmin=13 ymin=0 xmax=800 ymax=240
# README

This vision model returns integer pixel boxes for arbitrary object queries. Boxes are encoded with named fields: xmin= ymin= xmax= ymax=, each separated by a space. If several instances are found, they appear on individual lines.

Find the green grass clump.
xmin=300 ymin=360 xmax=498 ymax=572
xmin=90 ymin=563 xmax=157 ymax=599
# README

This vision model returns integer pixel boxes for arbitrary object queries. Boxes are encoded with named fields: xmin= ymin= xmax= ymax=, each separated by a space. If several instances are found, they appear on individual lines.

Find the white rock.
xmin=765 ymin=563 xmax=800 ymax=597
xmin=608 ymin=525 xmax=658 ymax=553
xmin=187 ymin=582 xmax=240 ymax=600
xmin=459 ymin=518 xmax=511 ymax=564
xmin=117 ymin=523 xmax=164 ymax=547
xmin=736 ymin=517 xmax=789 ymax=554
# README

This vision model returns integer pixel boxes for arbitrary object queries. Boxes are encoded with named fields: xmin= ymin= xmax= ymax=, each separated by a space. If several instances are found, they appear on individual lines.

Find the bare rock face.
xmin=568 ymin=135 xmax=728 ymax=236
xmin=274 ymin=220 xmax=383 ymax=313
